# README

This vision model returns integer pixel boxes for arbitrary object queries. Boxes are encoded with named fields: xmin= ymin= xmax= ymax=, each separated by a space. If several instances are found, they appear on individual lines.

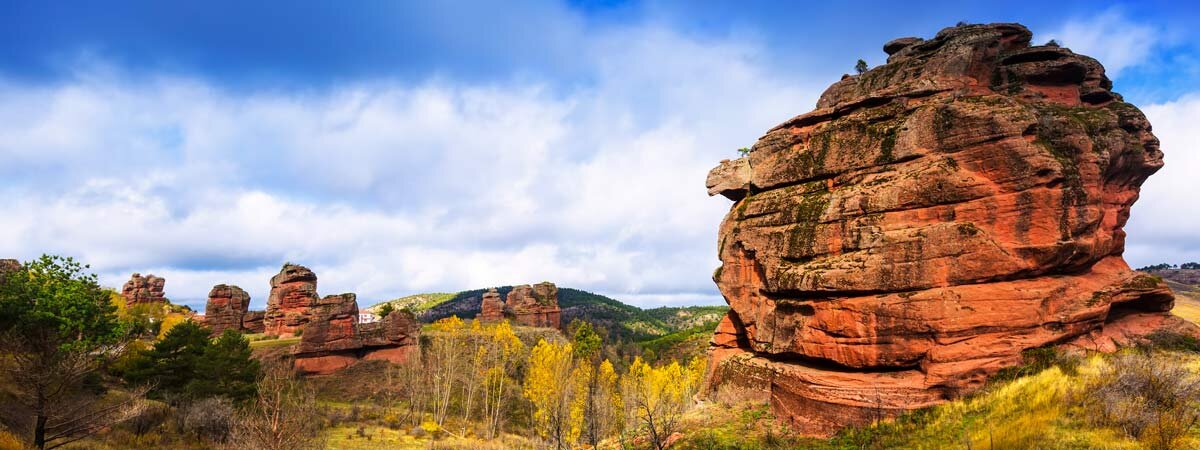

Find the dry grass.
xmin=248 ymin=336 xmax=301 ymax=349
xmin=1172 ymin=292 xmax=1200 ymax=325
xmin=673 ymin=352 xmax=1200 ymax=450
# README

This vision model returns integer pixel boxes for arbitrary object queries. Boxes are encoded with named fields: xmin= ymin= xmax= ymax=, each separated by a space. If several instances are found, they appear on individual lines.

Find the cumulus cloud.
xmin=0 ymin=25 xmax=818 ymax=310
xmin=1124 ymin=94 xmax=1200 ymax=268
xmin=1042 ymin=9 xmax=1160 ymax=78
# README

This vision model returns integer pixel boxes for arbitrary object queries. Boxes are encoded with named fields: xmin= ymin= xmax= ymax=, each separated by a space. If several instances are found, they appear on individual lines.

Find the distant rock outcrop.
xmin=202 ymin=284 xmax=266 ymax=336
xmin=121 ymin=273 xmax=167 ymax=306
xmin=264 ymin=264 xmax=320 ymax=336
xmin=478 ymin=282 xmax=561 ymax=328
xmin=479 ymin=288 xmax=505 ymax=322
xmin=703 ymin=23 xmax=1198 ymax=436
xmin=292 ymin=293 xmax=420 ymax=375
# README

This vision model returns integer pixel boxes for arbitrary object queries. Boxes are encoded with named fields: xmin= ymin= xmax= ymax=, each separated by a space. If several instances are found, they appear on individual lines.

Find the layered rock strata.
xmin=263 ymin=264 xmax=320 ymax=336
xmin=121 ymin=273 xmax=167 ymax=306
xmin=703 ymin=23 xmax=1198 ymax=436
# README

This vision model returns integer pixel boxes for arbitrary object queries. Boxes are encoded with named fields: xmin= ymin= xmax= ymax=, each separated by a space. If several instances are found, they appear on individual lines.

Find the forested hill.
xmin=367 ymin=287 xmax=727 ymax=343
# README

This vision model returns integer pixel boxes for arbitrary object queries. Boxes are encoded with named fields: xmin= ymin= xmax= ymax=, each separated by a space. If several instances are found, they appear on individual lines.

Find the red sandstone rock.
xmin=204 ymin=284 xmax=252 ymax=336
xmin=479 ymin=288 xmax=505 ymax=322
xmin=241 ymin=311 xmax=265 ymax=334
xmin=121 ymin=273 xmax=166 ymax=306
xmin=264 ymin=264 xmax=320 ymax=337
xmin=703 ymin=23 xmax=1198 ymax=437
xmin=504 ymin=282 xmax=561 ymax=328
xmin=292 ymin=293 xmax=421 ymax=376
xmin=295 ymin=293 xmax=361 ymax=355
xmin=706 ymin=158 xmax=752 ymax=200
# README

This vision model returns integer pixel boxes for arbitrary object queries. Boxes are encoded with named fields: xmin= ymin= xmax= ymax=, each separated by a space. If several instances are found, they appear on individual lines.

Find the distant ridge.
xmin=368 ymin=287 xmax=726 ymax=342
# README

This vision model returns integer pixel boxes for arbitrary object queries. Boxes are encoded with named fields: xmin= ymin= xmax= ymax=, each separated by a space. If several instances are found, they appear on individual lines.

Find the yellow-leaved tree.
xmin=523 ymin=339 xmax=580 ymax=449
xmin=426 ymin=315 xmax=468 ymax=426
xmin=480 ymin=320 xmax=526 ymax=439
xmin=620 ymin=356 xmax=706 ymax=450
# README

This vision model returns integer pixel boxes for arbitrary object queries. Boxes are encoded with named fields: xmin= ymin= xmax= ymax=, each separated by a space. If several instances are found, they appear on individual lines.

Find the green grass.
xmin=249 ymin=336 xmax=300 ymax=348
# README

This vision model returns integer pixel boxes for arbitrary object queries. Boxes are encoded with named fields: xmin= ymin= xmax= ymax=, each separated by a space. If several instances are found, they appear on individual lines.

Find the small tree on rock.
xmin=855 ymin=59 xmax=869 ymax=75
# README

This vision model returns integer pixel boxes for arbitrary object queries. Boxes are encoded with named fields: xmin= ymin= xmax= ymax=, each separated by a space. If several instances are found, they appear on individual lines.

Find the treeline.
xmin=1139 ymin=262 xmax=1200 ymax=271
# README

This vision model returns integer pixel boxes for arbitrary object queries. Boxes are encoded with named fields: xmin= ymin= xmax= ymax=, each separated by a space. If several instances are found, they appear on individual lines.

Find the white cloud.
xmin=1043 ymin=9 xmax=1160 ymax=78
xmin=1125 ymin=93 xmax=1200 ymax=268
xmin=0 ymin=25 xmax=818 ymax=310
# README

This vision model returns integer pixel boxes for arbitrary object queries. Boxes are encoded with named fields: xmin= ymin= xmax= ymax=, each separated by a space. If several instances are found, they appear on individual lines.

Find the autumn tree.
xmin=480 ymin=320 xmax=526 ymax=438
xmin=425 ymin=316 xmax=469 ymax=427
xmin=524 ymin=339 xmax=580 ymax=449
xmin=0 ymin=255 xmax=143 ymax=449
xmin=621 ymin=356 xmax=706 ymax=450
xmin=571 ymin=320 xmax=618 ymax=447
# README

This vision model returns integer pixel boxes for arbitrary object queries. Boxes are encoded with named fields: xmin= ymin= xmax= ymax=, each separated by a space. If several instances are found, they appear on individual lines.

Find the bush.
xmin=127 ymin=401 xmax=171 ymax=436
xmin=1143 ymin=330 xmax=1200 ymax=352
xmin=1078 ymin=351 xmax=1200 ymax=449
xmin=177 ymin=397 xmax=235 ymax=443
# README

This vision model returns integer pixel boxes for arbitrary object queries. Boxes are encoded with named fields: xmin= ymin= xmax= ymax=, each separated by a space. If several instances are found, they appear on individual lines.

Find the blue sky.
xmin=2 ymin=1 xmax=1198 ymax=310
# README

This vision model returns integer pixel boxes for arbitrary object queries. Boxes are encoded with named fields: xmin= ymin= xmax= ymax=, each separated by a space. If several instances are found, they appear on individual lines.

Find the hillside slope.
xmin=368 ymin=287 xmax=727 ymax=343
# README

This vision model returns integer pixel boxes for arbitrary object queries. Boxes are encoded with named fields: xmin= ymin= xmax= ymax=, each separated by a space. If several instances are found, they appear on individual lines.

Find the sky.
xmin=1 ymin=1 xmax=1198 ymax=310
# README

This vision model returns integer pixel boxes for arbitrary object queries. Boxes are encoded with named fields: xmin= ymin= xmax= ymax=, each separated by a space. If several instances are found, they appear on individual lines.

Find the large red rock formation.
xmin=204 ymin=284 xmax=251 ymax=336
xmin=202 ymin=284 xmax=266 ymax=336
xmin=120 ymin=273 xmax=167 ymax=306
xmin=506 ymin=282 xmax=562 ymax=328
xmin=703 ymin=23 xmax=1198 ymax=436
xmin=293 ymin=294 xmax=420 ymax=376
xmin=264 ymin=264 xmax=320 ymax=336
xmin=479 ymin=288 xmax=505 ymax=322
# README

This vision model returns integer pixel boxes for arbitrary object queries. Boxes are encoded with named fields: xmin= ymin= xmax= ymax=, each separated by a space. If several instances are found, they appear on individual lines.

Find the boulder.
xmin=121 ymin=273 xmax=167 ymax=306
xmin=264 ymin=264 xmax=320 ymax=336
xmin=706 ymin=158 xmax=752 ymax=200
xmin=703 ymin=22 xmax=1197 ymax=436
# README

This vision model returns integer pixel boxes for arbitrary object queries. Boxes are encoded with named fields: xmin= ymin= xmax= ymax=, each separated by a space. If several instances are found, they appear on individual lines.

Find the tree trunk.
xmin=34 ymin=413 xmax=46 ymax=450
xmin=34 ymin=389 xmax=47 ymax=450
